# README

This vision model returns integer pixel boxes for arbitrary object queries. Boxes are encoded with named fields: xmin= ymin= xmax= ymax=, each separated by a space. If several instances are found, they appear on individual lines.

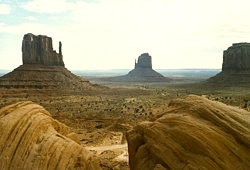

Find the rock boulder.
xmin=126 ymin=95 xmax=250 ymax=170
xmin=0 ymin=101 xmax=101 ymax=169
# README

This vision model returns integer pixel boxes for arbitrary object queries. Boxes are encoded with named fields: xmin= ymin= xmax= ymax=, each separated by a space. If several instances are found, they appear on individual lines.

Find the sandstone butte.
xmin=0 ymin=33 xmax=105 ymax=91
xmin=126 ymin=95 xmax=250 ymax=170
xmin=0 ymin=101 xmax=101 ymax=170
xmin=207 ymin=42 xmax=250 ymax=85
xmin=105 ymin=53 xmax=170 ymax=82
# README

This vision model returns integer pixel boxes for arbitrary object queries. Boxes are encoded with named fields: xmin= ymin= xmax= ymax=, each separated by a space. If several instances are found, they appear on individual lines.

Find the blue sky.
xmin=1 ymin=0 xmax=250 ymax=70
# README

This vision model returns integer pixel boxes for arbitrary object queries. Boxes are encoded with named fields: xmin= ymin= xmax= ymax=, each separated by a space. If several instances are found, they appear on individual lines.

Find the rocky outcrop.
xmin=0 ymin=101 xmax=101 ymax=170
xmin=222 ymin=43 xmax=250 ymax=71
xmin=135 ymin=53 xmax=152 ymax=69
xmin=207 ymin=43 xmax=250 ymax=85
xmin=103 ymin=53 xmax=170 ymax=82
xmin=22 ymin=33 xmax=64 ymax=66
xmin=126 ymin=95 xmax=250 ymax=170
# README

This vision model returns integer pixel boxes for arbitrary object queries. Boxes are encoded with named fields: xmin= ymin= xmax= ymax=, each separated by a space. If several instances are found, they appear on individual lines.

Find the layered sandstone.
xmin=0 ymin=101 xmax=101 ymax=169
xmin=207 ymin=43 xmax=250 ymax=85
xmin=126 ymin=95 xmax=250 ymax=170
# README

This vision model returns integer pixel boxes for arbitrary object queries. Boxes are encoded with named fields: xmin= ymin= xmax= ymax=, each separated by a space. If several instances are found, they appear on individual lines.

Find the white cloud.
xmin=0 ymin=4 xmax=11 ymax=14
xmin=25 ymin=16 xmax=38 ymax=21
xmin=21 ymin=0 xmax=75 ymax=14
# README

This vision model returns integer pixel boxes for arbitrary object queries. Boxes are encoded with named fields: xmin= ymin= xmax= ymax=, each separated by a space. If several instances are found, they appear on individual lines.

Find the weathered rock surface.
xmin=222 ymin=43 xmax=250 ymax=71
xmin=207 ymin=43 xmax=250 ymax=85
xmin=135 ymin=53 xmax=153 ymax=69
xmin=103 ymin=53 xmax=170 ymax=82
xmin=126 ymin=95 xmax=250 ymax=170
xmin=22 ymin=33 xmax=64 ymax=66
xmin=0 ymin=101 xmax=101 ymax=169
xmin=0 ymin=33 xmax=106 ymax=91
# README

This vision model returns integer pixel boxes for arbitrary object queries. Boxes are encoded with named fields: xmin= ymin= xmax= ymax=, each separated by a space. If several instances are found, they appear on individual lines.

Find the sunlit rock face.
xmin=0 ymin=101 xmax=101 ymax=170
xmin=126 ymin=95 xmax=250 ymax=170
xmin=22 ymin=33 xmax=64 ymax=66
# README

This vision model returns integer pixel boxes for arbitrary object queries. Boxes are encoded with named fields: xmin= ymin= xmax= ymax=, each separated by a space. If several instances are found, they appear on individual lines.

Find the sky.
xmin=1 ymin=0 xmax=250 ymax=70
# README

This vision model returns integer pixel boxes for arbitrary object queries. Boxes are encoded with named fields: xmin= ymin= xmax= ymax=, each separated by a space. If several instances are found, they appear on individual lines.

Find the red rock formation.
xmin=126 ymin=95 xmax=250 ymax=170
xmin=135 ymin=53 xmax=152 ymax=69
xmin=222 ymin=43 xmax=250 ymax=71
xmin=207 ymin=43 xmax=250 ymax=85
xmin=0 ymin=33 xmax=107 ymax=91
xmin=22 ymin=33 xmax=64 ymax=66
xmin=105 ymin=53 xmax=170 ymax=82
xmin=0 ymin=101 xmax=101 ymax=169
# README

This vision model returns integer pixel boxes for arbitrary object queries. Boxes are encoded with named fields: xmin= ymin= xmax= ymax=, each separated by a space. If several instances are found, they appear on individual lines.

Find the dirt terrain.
xmin=0 ymin=79 xmax=250 ymax=169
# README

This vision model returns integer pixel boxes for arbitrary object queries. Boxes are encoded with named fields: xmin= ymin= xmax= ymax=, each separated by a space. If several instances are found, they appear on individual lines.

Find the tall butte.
xmin=207 ymin=42 xmax=250 ymax=85
xmin=108 ymin=53 xmax=170 ymax=82
xmin=0 ymin=33 xmax=103 ymax=91
xmin=22 ymin=33 xmax=65 ymax=66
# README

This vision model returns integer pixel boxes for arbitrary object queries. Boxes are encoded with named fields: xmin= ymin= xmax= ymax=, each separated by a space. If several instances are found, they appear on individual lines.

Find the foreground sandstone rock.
xmin=126 ymin=95 xmax=250 ymax=170
xmin=0 ymin=101 xmax=100 ymax=170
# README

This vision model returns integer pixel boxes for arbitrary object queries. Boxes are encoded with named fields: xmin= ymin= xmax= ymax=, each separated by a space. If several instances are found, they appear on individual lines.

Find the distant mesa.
xmin=0 ymin=33 xmax=104 ymax=91
xmin=206 ymin=42 xmax=250 ymax=85
xmin=107 ymin=53 xmax=170 ymax=82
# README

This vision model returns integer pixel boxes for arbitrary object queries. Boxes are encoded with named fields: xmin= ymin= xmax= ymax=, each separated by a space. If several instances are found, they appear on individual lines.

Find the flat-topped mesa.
xmin=22 ymin=33 xmax=64 ymax=66
xmin=135 ymin=53 xmax=152 ymax=69
xmin=222 ymin=42 xmax=250 ymax=71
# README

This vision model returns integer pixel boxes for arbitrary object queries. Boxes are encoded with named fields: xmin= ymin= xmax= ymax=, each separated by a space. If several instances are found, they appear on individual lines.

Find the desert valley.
xmin=0 ymin=34 xmax=250 ymax=170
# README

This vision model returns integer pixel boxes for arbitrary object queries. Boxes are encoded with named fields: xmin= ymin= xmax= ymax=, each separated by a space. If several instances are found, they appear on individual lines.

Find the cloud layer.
xmin=0 ymin=4 xmax=11 ymax=14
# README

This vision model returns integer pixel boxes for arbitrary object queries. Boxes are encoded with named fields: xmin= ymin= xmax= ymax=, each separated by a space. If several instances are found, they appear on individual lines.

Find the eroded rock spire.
xmin=22 ymin=33 xmax=64 ymax=66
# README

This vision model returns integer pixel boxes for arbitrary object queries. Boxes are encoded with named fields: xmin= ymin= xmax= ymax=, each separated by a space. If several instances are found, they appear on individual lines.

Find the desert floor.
xmin=1 ymin=78 xmax=250 ymax=169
